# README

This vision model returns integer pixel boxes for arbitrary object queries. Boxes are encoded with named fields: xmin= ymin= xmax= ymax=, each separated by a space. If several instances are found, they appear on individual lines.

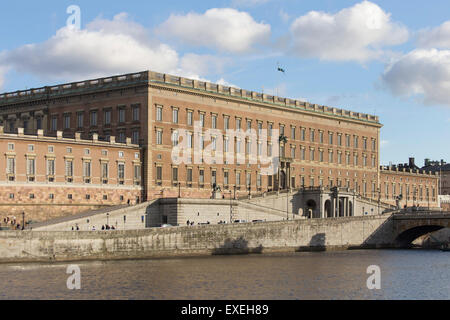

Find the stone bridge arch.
xmin=393 ymin=214 xmax=450 ymax=247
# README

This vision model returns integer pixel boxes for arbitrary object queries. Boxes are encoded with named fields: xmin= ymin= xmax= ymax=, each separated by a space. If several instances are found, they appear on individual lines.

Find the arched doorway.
xmin=325 ymin=200 xmax=332 ymax=218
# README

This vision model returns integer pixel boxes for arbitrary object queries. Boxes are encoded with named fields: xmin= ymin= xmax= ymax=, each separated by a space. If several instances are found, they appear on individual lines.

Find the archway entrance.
xmin=395 ymin=225 xmax=445 ymax=247
xmin=306 ymin=199 xmax=317 ymax=218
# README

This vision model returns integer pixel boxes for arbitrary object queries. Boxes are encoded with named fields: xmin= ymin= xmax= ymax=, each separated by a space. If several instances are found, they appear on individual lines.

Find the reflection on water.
xmin=0 ymin=250 xmax=448 ymax=300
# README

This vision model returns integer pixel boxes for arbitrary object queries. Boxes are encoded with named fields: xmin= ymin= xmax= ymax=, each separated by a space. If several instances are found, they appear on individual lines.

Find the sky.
xmin=0 ymin=0 xmax=449 ymax=166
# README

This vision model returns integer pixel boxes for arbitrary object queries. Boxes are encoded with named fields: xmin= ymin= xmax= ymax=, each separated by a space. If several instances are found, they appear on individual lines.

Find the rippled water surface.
xmin=0 ymin=250 xmax=448 ymax=300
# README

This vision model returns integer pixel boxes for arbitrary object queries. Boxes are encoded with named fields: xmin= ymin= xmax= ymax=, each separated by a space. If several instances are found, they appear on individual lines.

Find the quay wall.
xmin=0 ymin=215 xmax=394 ymax=263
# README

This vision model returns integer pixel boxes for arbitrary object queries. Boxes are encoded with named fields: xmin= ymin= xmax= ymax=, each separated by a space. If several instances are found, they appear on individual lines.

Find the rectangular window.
xmin=8 ymin=143 xmax=14 ymax=151
xmin=268 ymin=123 xmax=273 ymax=137
xmin=329 ymin=151 xmax=334 ymax=163
xmin=104 ymin=110 xmax=112 ymax=125
xmin=310 ymin=149 xmax=315 ymax=161
xmin=156 ymin=106 xmax=163 ymax=122
xmin=301 ymin=128 xmax=306 ymax=141
xmin=119 ymin=108 xmax=126 ymax=123
xmin=346 ymin=135 xmax=350 ymax=147
xmin=246 ymin=172 xmax=251 ymax=187
xmin=329 ymin=133 xmax=333 ymax=145
xmin=64 ymin=114 xmax=71 ymax=129
xmin=224 ymin=117 xmax=230 ymax=130
xmin=236 ymin=172 xmax=241 ymax=186
xmin=118 ymin=163 xmax=125 ymax=181
xmin=187 ymin=111 xmax=193 ymax=126
xmin=236 ymin=118 xmax=241 ymax=131
xmin=83 ymin=161 xmax=91 ymax=178
xmin=173 ymin=108 xmax=179 ymax=124
xmin=101 ymin=163 xmax=108 ymax=179
xmin=199 ymin=169 xmax=205 ymax=185
xmin=28 ymin=144 xmax=34 ymax=152
xmin=187 ymin=168 xmax=193 ymax=184
xmin=7 ymin=158 xmax=15 ymax=175
xmin=212 ymin=115 xmax=217 ymax=129
xmin=48 ymin=146 xmax=54 ymax=153
xmin=65 ymin=160 xmax=73 ymax=178
xmin=77 ymin=113 xmax=84 ymax=128
xmin=132 ymin=131 xmax=140 ymax=144
xmin=319 ymin=131 xmax=324 ymax=144
xmin=172 ymin=167 xmax=178 ymax=183
xmin=354 ymin=136 xmax=359 ymax=148
xmin=47 ymin=159 xmax=55 ymax=176
xmin=90 ymin=111 xmax=98 ymax=126
xmin=301 ymin=148 xmax=306 ymax=161
xmin=26 ymin=158 xmax=35 ymax=176
xmin=258 ymin=122 xmax=263 ymax=136
xmin=132 ymin=105 xmax=140 ymax=122
xmin=224 ymin=171 xmax=229 ymax=186
xmin=291 ymin=126 xmax=296 ymax=140
xmin=310 ymin=130 xmax=315 ymax=142
xmin=200 ymin=113 xmax=205 ymax=128
xmin=51 ymin=116 xmax=58 ymax=131
xmin=156 ymin=166 xmax=162 ymax=182
xmin=338 ymin=135 xmax=342 ymax=146
xmin=212 ymin=170 xmax=217 ymax=186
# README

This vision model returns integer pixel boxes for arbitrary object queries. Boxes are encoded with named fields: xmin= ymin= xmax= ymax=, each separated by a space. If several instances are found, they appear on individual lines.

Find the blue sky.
xmin=0 ymin=0 xmax=449 ymax=166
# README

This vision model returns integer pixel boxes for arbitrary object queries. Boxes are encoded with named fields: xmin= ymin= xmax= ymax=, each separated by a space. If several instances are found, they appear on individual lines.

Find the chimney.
xmin=409 ymin=157 xmax=415 ymax=168
xmin=441 ymin=159 xmax=445 ymax=166
xmin=424 ymin=158 xmax=430 ymax=167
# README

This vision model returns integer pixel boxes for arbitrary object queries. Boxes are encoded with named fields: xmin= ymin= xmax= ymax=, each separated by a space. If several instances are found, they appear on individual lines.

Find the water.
xmin=0 ymin=250 xmax=448 ymax=300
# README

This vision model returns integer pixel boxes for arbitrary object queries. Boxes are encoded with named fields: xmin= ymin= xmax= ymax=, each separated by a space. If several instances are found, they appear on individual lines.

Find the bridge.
xmin=391 ymin=211 xmax=450 ymax=247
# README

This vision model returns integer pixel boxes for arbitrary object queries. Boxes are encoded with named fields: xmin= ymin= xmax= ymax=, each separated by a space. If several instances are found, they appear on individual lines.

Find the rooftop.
xmin=0 ymin=70 xmax=380 ymax=125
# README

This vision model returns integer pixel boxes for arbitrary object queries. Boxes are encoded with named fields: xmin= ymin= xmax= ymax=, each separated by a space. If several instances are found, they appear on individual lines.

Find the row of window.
xmin=383 ymin=183 xmax=436 ymax=201
xmin=156 ymin=105 xmax=377 ymax=150
xmin=6 ymin=157 xmax=141 ymax=185
xmin=51 ymin=104 xmax=141 ymax=131
xmin=8 ymin=193 xmax=136 ymax=201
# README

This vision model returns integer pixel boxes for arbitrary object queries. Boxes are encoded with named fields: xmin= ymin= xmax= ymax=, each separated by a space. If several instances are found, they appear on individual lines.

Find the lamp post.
xmin=278 ymin=134 xmax=288 ymax=191
xmin=229 ymin=190 xmax=233 ymax=223
xmin=22 ymin=211 xmax=25 ymax=231
xmin=178 ymin=182 xmax=181 ymax=198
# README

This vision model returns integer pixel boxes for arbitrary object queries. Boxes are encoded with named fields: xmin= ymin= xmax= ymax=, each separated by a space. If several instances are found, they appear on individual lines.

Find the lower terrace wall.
xmin=0 ymin=215 xmax=394 ymax=263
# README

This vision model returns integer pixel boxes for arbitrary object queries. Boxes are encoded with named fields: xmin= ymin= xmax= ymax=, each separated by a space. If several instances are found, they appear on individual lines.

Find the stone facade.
xmin=0 ymin=128 xmax=142 ymax=223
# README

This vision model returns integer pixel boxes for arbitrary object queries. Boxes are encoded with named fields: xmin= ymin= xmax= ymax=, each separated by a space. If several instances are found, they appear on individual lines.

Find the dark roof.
xmin=421 ymin=163 xmax=450 ymax=173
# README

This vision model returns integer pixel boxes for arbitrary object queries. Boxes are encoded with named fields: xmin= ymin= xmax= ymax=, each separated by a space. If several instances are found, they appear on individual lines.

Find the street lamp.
xmin=278 ymin=134 xmax=288 ymax=191
xmin=229 ymin=190 xmax=233 ymax=223
xmin=22 ymin=211 xmax=25 ymax=231
xmin=178 ymin=182 xmax=181 ymax=198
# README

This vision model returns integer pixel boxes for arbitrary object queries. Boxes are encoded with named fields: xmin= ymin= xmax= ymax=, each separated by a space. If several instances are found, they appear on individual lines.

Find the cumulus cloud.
xmin=157 ymin=8 xmax=271 ymax=53
xmin=0 ymin=13 xmax=230 ymax=87
xmin=289 ymin=1 xmax=409 ymax=62
xmin=382 ymin=49 xmax=450 ymax=107
xmin=417 ymin=21 xmax=450 ymax=49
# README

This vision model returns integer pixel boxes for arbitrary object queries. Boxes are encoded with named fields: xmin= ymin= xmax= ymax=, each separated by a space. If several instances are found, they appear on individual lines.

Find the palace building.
xmin=0 ymin=71 xmax=439 ymax=222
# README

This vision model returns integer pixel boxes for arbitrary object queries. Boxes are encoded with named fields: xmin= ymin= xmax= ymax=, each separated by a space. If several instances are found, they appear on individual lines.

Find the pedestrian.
xmin=102 ymin=225 xmax=105 ymax=230
xmin=127 ymin=199 xmax=131 ymax=206
xmin=187 ymin=220 xmax=190 ymax=226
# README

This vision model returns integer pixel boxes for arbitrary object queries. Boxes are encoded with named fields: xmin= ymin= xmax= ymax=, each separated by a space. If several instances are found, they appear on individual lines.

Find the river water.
xmin=0 ymin=250 xmax=448 ymax=300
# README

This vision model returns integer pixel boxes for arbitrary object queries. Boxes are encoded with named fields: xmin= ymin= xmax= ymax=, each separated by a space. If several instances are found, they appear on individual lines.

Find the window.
xmin=246 ymin=120 xmax=252 ymax=131
xmin=212 ymin=170 xmax=217 ymax=186
xmin=83 ymin=161 xmax=91 ymax=180
xmin=246 ymin=172 xmax=251 ymax=188
xmin=64 ymin=114 xmax=71 ymax=129
xmin=291 ymin=146 xmax=296 ymax=159
xmin=329 ymin=133 xmax=333 ymax=145
xmin=257 ymin=174 xmax=262 ymax=188
xmin=319 ymin=131 xmax=324 ymax=144
xmin=319 ymin=150 xmax=324 ymax=162
xmin=199 ymin=169 xmax=205 ymax=185
xmin=354 ymin=136 xmax=359 ymax=148
xmin=236 ymin=172 xmax=241 ymax=186
xmin=172 ymin=167 xmax=178 ymax=184
xmin=301 ymin=148 xmax=306 ymax=161
xmin=131 ymin=131 xmax=139 ymax=144
xmin=119 ymin=151 xmax=124 ymax=158
xmin=224 ymin=116 xmax=230 ymax=130
xmin=291 ymin=126 xmax=296 ymax=140
xmin=346 ymin=135 xmax=351 ymax=147
xmin=338 ymin=153 xmax=342 ymax=164
xmin=354 ymin=154 xmax=358 ymax=166
xmin=156 ymin=106 xmax=163 ymax=122
xmin=132 ymin=105 xmax=140 ymax=122
xmin=329 ymin=151 xmax=334 ymax=163
xmin=9 ymin=194 xmax=14 ymax=199
xmin=310 ymin=149 xmax=315 ymax=161
xmin=118 ymin=163 xmax=125 ymax=183
xmin=268 ymin=123 xmax=273 ymax=137
xmin=134 ymin=165 xmax=141 ymax=185
xmin=29 ymin=194 xmax=35 ymax=199
xmin=77 ymin=113 xmax=84 ymax=128
xmin=67 ymin=147 xmax=72 ymax=154
xmin=156 ymin=166 xmax=162 ymax=184
xmin=338 ymin=135 xmax=342 ymax=146
xmin=28 ymin=145 xmax=34 ymax=152
xmin=258 ymin=122 xmax=263 ymax=136
xmin=187 ymin=111 xmax=193 ymax=126
xmin=173 ymin=108 xmax=179 ymax=124
xmin=212 ymin=115 xmax=217 ymax=129
xmin=89 ymin=111 xmax=97 ymax=127
xmin=8 ymin=143 xmax=14 ymax=151
xmin=187 ymin=168 xmax=193 ymax=185
xmin=84 ymin=148 xmax=90 ymax=156
xmin=224 ymin=171 xmax=229 ymax=186
xmin=372 ymin=139 xmax=377 ymax=151
xmin=200 ymin=113 xmax=205 ymax=128
xmin=118 ymin=108 xmax=126 ymax=123
xmin=7 ymin=158 xmax=15 ymax=175
xmin=301 ymin=128 xmax=306 ymax=141
xmin=280 ymin=125 xmax=285 ymax=136
xmin=102 ymin=163 xmax=108 ymax=183
xmin=310 ymin=129 xmax=315 ymax=142
xmin=118 ymin=131 xmax=126 ymax=143
xmin=51 ymin=116 xmax=58 ymax=131
xmin=363 ymin=138 xmax=367 ymax=150
xmin=172 ymin=130 xmax=179 ymax=147
xmin=104 ymin=110 xmax=112 ymax=125
xmin=26 ymin=158 xmax=35 ymax=176
xmin=47 ymin=159 xmax=55 ymax=176
xmin=236 ymin=118 xmax=241 ymax=131
xmin=65 ymin=160 xmax=73 ymax=179
xmin=48 ymin=146 xmax=54 ymax=153
xmin=86 ymin=194 xmax=91 ymax=200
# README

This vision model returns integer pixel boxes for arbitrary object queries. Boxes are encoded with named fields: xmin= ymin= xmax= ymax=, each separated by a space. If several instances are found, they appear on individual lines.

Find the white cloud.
xmin=0 ymin=13 xmax=222 ymax=86
xmin=279 ymin=9 xmax=290 ymax=23
xmin=158 ymin=8 xmax=271 ymax=53
xmin=417 ymin=21 xmax=450 ymax=49
xmin=216 ymin=78 xmax=239 ymax=88
xmin=381 ymin=140 xmax=389 ymax=148
xmin=382 ymin=48 xmax=450 ymax=107
xmin=289 ymin=1 xmax=409 ymax=62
